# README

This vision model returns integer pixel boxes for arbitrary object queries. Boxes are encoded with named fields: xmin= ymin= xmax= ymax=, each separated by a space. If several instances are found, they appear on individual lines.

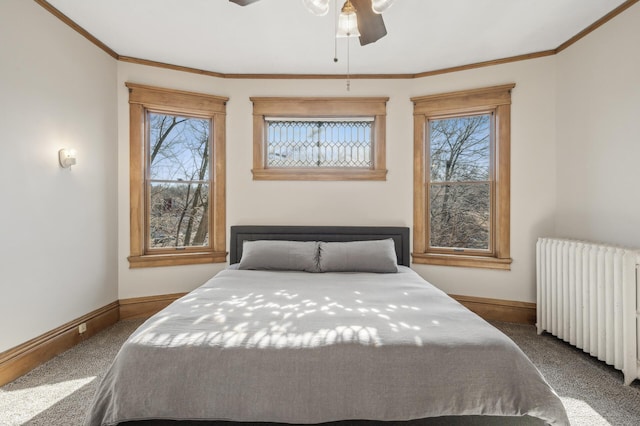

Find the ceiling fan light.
xmin=336 ymin=11 xmax=360 ymax=37
xmin=336 ymin=1 xmax=360 ymax=38
xmin=372 ymin=0 xmax=394 ymax=14
xmin=302 ymin=0 xmax=330 ymax=16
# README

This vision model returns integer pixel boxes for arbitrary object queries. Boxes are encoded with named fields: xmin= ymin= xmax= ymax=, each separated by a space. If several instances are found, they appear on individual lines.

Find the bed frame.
xmin=119 ymin=226 xmax=545 ymax=426
xmin=230 ymin=225 xmax=411 ymax=266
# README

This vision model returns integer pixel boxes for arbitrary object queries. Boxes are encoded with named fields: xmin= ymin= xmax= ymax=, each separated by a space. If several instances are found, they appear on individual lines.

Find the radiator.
xmin=536 ymin=237 xmax=640 ymax=385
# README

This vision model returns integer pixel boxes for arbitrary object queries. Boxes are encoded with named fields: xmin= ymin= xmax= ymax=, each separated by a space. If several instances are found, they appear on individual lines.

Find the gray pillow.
xmin=319 ymin=239 xmax=398 ymax=273
xmin=238 ymin=240 xmax=320 ymax=272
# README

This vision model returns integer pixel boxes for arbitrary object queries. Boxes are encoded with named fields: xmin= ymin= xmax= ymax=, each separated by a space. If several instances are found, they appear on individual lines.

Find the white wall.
xmin=555 ymin=2 xmax=640 ymax=248
xmin=411 ymin=60 xmax=557 ymax=302
xmin=0 ymin=0 xmax=118 ymax=352
xmin=117 ymin=56 xmax=557 ymax=303
xmin=5 ymin=0 xmax=635 ymax=354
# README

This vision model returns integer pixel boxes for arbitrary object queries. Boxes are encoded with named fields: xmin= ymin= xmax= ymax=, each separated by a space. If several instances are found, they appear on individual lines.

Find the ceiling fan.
xmin=229 ymin=0 xmax=395 ymax=46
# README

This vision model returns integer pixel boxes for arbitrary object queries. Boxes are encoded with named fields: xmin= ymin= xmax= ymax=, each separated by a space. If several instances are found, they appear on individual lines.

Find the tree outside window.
xmin=127 ymin=83 xmax=227 ymax=268
xmin=429 ymin=114 xmax=491 ymax=251
xmin=148 ymin=113 xmax=210 ymax=249
xmin=412 ymin=84 xmax=514 ymax=270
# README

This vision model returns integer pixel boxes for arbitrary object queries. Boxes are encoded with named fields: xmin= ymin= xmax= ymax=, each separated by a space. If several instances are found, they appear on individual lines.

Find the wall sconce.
xmin=58 ymin=148 xmax=77 ymax=169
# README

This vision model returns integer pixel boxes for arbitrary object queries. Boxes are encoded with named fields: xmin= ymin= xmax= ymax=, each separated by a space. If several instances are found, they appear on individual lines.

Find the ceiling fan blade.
xmin=351 ymin=0 xmax=387 ymax=46
xmin=229 ymin=0 xmax=261 ymax=6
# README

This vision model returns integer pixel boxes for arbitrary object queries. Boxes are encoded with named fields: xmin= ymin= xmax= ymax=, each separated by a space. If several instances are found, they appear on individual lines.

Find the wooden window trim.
xmin=251 ymin=97 xmax=388 ymax=181
xmin=411 ymin=84 xmax=515 ymax=270
xmin=126 ymin=83 xmax=228 ymax=268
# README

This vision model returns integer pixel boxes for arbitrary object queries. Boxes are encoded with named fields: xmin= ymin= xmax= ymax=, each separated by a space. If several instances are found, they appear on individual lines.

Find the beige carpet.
xmin=1 ymin=319 xmax=639 ymax=425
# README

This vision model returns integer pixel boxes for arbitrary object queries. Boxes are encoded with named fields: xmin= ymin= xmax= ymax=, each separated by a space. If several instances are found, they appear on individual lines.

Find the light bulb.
xmin=372 ymin=0 xmax=394 ymax=14
xmin=302 ymin=0 xmax=330 ymax=16
xmin=336 ymin=1 xmax=360 ymax=38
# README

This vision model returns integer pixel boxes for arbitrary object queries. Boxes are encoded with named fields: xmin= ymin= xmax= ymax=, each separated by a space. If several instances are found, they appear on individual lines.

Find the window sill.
xmin=411 ymin=252 xmax=512 ymax=270
xmin=128 ymin=251 xmax=227 ymax=268
xmin=252 ymin=168 xmax=387 ymax=181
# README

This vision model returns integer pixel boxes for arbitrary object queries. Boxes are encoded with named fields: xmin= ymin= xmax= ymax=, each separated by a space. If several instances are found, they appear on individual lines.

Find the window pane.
xmin=429 ymin=115 xmax=490 ymax=182
xmin=266 ymin=120 xmax=372 ymax=168
xmin=149 ymin=113 xmax=210 ymax=181
xmin=149 ymin=182 xmax=209 ymax=248
xmin=429 ymin=183 xmax=490 ymax=250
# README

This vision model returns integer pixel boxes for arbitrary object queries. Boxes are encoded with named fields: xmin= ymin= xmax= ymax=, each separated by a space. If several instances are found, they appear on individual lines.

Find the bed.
xmin=87 ymin=226 xmax=569 ymax=426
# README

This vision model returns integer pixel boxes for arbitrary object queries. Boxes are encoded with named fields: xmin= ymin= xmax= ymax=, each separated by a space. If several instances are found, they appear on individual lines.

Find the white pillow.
xmin=319 ymin=239 xmax=398 ymax=273
xmin=238 ymin=240 xmax=320 ymax=272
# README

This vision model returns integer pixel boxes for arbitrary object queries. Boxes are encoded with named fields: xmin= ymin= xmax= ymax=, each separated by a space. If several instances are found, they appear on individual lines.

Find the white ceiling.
xmin=46 ymin=0 xmax=627 ymax=75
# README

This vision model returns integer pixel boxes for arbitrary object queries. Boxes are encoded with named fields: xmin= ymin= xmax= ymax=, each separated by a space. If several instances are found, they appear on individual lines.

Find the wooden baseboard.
xmin=0 ymin=301 xmax=119 ymax=386
xmin=451 ymin=294 xmax=536 ymax=325
xmin=0 ymin=292 xmax=533 ymax=387
xmin=119 ymin=293 xmax=187 ymax=320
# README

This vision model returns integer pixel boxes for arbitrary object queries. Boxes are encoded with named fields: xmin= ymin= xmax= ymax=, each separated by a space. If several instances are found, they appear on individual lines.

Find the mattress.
xmin=86 ymin=267 xmax=568 ymax=425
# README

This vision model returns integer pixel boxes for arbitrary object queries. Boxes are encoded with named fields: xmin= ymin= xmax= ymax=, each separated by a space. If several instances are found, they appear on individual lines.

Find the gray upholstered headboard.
xmin=230 ymin=226 xmax=410 ymax=267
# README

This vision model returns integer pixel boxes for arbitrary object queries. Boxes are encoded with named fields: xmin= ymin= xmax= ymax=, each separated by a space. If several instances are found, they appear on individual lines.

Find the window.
xmin=127 ymin=83 xmax=227 ymax=268
xmin=265 ymin=118 xmax=373 ymax=168
xmin=412 ymin=84 xmax=514 ymax=270
xmin=251 ymin=97 xmax=388 ymax=180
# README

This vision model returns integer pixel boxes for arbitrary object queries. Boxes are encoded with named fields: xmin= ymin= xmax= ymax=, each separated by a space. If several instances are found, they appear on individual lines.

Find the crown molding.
xmin=34 ymin=0 xmax=639 ymax=79
xmin=34 ymin=0 xmax=118 ymax=59
xmin=556 ymin=0 xmax=639 ymax=53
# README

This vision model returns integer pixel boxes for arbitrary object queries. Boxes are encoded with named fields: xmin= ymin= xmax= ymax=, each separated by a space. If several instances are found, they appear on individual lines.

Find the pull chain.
xmin=346 ymin=37 xmax=351 ymax=91
xmin=333 ymin=0 xmax=338 ymax=63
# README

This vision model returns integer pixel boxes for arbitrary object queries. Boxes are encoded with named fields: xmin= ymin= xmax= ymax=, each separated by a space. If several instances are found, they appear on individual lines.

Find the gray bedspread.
xmin=86 ymin=267 xmax=569 ymax=426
